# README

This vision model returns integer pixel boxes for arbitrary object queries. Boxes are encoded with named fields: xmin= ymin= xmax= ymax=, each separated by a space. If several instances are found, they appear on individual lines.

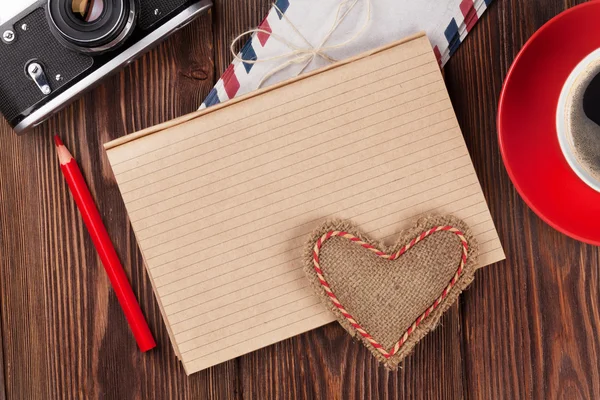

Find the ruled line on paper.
xmin=166 ymin=269 xmax=308 ymax=324
xmin=161 ymin=203 xmax=490 ymax=324
xmin=124 ymin=106 xmax=452 ymax=230
xmin=182 ymin=310 xmax=331 ymax=365
xmin=133 ymin=112 xmax=458 ymax=235
xmin=156 ymin=184 xmax=486 ymax=299
xmin=148 ymin=166 xmax=475 ymax=282
xmin=149 ymin=172 xmax=481 ymax=291
xmin=156 ymin=191 xmax=488 ymax=306
xmin=118 ymin=71 xmax=443 ymax=191
xmin=482 ymin=246 xmax=504 ymax=256
xmin=110 ymin=54 xmax=435 ymax=180
xmin=148 ymin=160 xmax=475 ymax=277
xmin=161 ymin=223 xmax=502 ymax=326
xmin=131 ymin=108 xmax=457 ymax=232
xmin=162 ymin=264 xmax=306 ymax=311
xmin=134 ymin=131 xmax=468 ymax=256
xmin=148 ymin=164 xmax=474 ymax=271
xmin=177 ymin=294 xmax=319 ymax=348
xmin=154 ymin=185 xmax=488 ymax=316
xmin=116 ymin=63 xmax=441 ymax=186
xmin=142 ymin=141 xmax=468 ymax=258
xmin=160 ymin=214 xmax=494 ymax=315
xmin=173 ymin=225 xmax=501 ymax=346
xmin=176 ymin=293 xmax=320 ymax=350
xmin=165 ymin=235 xmax=501 ymax=329
xmin=171 ymin=278 xmax=309 ymax=332
xmin=163 ymin=221 xmax=498 ymax=328
xmin=111 ymin=52 xmax=432 ymax=170
xmin=171 ymin=211 xmax=497 ymax=338
xmin=125 ymin=96 xmax=450 ymax=217
xmin=159 ymin=191 xmax=490 ymax=316
xmin=123 ymin=84 xmax=448 ymax=209
xmin=151 ymin=180 xmax=483 ymax=287
xmin=105 ymin=35 xmax=504 ymax=374
xmin=109 ymin=49 xmax=433 ymax=169
xmin=181 ymin=305 xmax=328 ymax=360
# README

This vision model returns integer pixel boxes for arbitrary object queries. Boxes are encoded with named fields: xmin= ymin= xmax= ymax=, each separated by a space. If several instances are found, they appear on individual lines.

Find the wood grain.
xmin=0 ymin=11 xmax=233 ymax=400
xmin=234 ymin=304 xmax=464 ymax=400
xmin=0 ymin=306 xmax=4 ymax=400
xmin=2 ymin=0 xmax=600 ymax=399
xmin=445 ymin=0 xmax=600 ymax=398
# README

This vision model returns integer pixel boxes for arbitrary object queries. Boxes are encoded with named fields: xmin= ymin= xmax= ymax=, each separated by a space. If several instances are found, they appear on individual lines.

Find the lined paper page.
xmin=105 ymin=35 xmax=505 ymax=374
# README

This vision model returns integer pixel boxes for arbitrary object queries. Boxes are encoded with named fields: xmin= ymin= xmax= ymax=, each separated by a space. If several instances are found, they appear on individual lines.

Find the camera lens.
xmin=47 ymin=0 xmax=137 ymax=54
xmin=71 ymin=0 xmax=105 ymax=23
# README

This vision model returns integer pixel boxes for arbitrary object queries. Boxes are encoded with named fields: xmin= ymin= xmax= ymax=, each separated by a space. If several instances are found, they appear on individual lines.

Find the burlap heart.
xmin=303 ymin=215 xmax=478 ymax=370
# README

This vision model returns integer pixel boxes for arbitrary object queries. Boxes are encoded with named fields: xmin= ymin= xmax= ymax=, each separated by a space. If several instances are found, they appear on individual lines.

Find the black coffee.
xmin=566 ymin=60 xmax=600 ymax=181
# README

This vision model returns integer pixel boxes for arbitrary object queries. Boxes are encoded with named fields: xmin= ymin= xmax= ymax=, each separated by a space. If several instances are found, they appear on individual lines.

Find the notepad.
xmin=104 ymin=33 xmax=505 ymax=375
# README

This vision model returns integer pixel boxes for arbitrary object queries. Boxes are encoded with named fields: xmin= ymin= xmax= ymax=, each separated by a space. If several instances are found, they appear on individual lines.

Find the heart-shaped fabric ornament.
xmin=303 ymin=215 xmax=478 ymax=370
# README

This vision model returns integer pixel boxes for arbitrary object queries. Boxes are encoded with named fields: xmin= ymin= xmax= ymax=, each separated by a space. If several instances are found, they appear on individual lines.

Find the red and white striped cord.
xmin=312 ymin=225 xmax=468 ymax=358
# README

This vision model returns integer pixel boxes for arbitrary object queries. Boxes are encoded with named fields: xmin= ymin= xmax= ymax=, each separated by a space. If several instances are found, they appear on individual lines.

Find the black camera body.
xmin=0 ymin=0 xmax=212 ymax=134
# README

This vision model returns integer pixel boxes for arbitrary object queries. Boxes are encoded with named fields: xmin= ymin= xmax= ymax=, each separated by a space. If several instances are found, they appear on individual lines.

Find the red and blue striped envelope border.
xmin=202 ymin=0 xmax=493 ymax=108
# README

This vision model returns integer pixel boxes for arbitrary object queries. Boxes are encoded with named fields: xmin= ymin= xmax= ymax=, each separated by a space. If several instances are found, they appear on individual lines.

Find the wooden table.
xmin=1 ymin=0 xmax=598 ymax=398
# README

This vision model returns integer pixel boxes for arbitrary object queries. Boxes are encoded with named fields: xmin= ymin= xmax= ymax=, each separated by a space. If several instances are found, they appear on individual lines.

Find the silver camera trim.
xmin=14 ymin=0 xmax=212 ymax=134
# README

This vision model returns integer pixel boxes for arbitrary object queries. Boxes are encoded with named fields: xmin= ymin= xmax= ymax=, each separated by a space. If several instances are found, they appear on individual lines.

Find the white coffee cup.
xmin=556 ymin=48 xmax=600 ymax=192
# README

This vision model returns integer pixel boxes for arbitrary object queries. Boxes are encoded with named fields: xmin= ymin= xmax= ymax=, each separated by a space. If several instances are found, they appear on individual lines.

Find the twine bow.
xmin=231 ymin=0 xmax=372 ymax=88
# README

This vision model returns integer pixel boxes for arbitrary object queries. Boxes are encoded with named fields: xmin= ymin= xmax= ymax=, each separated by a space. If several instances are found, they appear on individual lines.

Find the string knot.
xmin=231 ymin=0 xmax=371 ymax=89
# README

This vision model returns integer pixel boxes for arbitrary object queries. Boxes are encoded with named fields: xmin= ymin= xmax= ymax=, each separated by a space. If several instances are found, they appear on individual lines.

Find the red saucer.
xmin=498 ymin=1 xmax=600 ymax=245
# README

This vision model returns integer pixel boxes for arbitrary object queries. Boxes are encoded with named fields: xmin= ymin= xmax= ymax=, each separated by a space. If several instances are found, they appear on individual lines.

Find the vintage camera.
xmin=0 ymin=0 xmax=212 ymax=134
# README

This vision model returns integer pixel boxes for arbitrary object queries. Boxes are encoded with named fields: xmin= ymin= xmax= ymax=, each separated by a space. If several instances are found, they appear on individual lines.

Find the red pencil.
xmin=54 ymin=135 xmax=156 ymax=352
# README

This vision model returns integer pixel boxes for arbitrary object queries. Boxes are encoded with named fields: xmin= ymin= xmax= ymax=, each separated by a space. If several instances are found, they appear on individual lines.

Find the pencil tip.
xmin=54 ymin=135 xmax=63 ymax=147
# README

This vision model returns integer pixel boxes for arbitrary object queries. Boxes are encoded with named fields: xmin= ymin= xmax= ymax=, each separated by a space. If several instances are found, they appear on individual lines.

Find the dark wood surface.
xmin=0 ymin=0 xmax=598 ymax=398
